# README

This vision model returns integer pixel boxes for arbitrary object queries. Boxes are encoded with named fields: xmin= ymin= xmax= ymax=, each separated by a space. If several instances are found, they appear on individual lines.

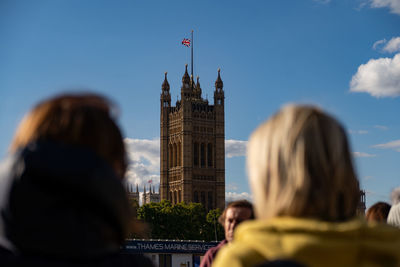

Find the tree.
xmin=205 ymin=208 xmax=224 ymax=241
xmin=136 ymin=200 xmax=224 ymax=241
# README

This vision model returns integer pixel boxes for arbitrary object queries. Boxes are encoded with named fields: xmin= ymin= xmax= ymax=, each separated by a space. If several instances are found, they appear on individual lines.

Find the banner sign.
xmin=123 ymin=239 xmax=219 ymax=254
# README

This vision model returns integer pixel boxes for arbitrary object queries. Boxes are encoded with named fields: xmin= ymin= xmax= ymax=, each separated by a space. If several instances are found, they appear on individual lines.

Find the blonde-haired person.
xmin=213 ymin=105 xmax=400 ymax=267
xmin=0 ymin=93 xmax=153 ymax=266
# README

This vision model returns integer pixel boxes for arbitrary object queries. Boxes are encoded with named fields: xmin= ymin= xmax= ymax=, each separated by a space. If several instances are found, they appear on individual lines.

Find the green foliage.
xmin=137 ymin=200 xmax=224 ymax=241
xmin=205 ymin=208 xmax=225 ymax=241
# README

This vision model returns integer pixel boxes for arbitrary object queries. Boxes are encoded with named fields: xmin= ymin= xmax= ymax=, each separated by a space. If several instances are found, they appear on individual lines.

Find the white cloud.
xmin=372 ymin=37 xmax=400 ymax=53
xmin=374 ymin=125 xmax=389 ymax=130
xmin=225 ymin=139 xmax=247 ymax=158
xmin=383 ymin=37 xmax=400 ymax=53
xmin=372 ymin=139 xmax=400 ymax=152
xmin=349 ymin=129 xmax=369 ymax=135
xmin=370 ymin=0 xmax=400 ymax=15
xmin=226 ymin=183 xmax=239 ymax=191
xmin=225 ymin=192 xmax=253 ymax=203
xmin=363 ymin=176 xmax=374 ymax=180
xmin=353 ymin=152 xmax=377 ymax=157
xmin=124 ymin=138 xmax=160 ymax=190
xmin=350 ymin=53 xmax=400 ymax=97
xmin=373 ymin=39 xmax=387 ymax=50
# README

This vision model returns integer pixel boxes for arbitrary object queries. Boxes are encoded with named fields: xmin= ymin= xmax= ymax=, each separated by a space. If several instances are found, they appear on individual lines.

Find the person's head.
xmin=10 ymin=93 xmax=127 ymax=178
xmin=387 ymin=203 xmax=400 ymax=228
xmin=365 ymin=202 xmax=391 ymax=223
xmin=3 ymin=93 xmax=133 ymax=258
xmin=247 ymin=104 xmax=360 ymax=221
xmin=218 ymin=200 xmax=254 ymax=242
xmin=391 ymin=187 xmax=400 ymax=206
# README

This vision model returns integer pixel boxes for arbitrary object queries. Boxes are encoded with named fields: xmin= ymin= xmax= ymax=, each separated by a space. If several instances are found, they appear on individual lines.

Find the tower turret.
xmin=214 ymin=68 xmax=224 ymax=106
xmin=181 ymin=64 xmax=192 ymax=100
xmin=194 ymin=76 xmax=202 ymax=99
xmin=161 ymin=72 xmax=171 ymax=108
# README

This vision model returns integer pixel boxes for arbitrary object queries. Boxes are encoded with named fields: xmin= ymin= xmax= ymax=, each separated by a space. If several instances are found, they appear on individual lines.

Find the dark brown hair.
xmin=218 ymin=200 xmax=254 ymax=225
xmin=366 ymin=202 xmax=391 ymax=223
xmin=10 ymin=93 xmax=127 ymax=178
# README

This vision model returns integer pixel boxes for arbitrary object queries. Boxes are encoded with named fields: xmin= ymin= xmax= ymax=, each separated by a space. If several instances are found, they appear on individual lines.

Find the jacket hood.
xmin=214 ymin=217 xmax=400 ymax=267
xmin=1 ymin=141 xmax=131 ymax=261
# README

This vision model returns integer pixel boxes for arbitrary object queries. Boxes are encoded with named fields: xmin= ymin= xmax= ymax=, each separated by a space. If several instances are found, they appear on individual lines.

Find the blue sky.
xmin=1 ymin=0 xmax=399 ymax=208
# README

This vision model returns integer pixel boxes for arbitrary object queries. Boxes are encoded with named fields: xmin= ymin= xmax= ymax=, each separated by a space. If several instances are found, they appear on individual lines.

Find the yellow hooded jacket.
xmin=213 ymin=217 xmax=400 ymax=267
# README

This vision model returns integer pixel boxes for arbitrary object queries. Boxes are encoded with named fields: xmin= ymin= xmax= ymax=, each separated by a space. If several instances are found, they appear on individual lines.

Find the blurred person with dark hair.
xmin=200 ymin=200 xmax=254 ymax=267
xmin=365 ymin=202 xmax=391 ymax=223
xmin=0 ymin=93 xmax=153 ymax=266
xmin=213 ymin=105 xmax=400 ymax=267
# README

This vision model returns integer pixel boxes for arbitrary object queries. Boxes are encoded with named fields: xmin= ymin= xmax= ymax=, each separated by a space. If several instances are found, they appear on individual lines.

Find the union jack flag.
xmin=182 ymin=38 xmax=191 ymax=47
xmin=148 ymin=179 xmax=153 ymax=184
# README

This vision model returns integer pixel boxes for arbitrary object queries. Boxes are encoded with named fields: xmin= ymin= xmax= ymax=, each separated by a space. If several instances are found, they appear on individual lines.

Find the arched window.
xmin=194 ymin=191 xmax=199 ymax=202
xmin=174 ymin=191 xmax=178 ymax=204
xmin=173 ymin=143 xmax=177 ymax=167
xmin=201 ymin=143 xmax=205 ymax=167
xmin=201 ymin=191 xmax=206 ymax=208
xmin=193 ymin=142 xmax=199 ymax=166
xmin=178 ymin=142 xmax=181 ymax=167
xmin=207 ymin=143 xmax=213 ymax=167
xmin=208 ymin=192 xmax=213 ymax=210
xmin=169 ymin=144 xmax=173 ymax=168
xmin=178 ymin=190 xmax=182 ymax=203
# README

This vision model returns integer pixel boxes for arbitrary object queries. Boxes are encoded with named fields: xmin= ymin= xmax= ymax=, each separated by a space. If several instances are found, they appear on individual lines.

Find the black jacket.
xmin=0 ymin=141 xmax=153 ymax=267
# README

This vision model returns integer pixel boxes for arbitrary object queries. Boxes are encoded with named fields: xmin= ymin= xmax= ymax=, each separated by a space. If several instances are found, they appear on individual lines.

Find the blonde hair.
xmin=10 ymin=93 xmax=127 ymax=178
xmin=247 ymin=105 xmax=359 ymax=221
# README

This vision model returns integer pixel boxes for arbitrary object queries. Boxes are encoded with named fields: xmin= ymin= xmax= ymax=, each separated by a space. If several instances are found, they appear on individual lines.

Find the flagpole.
xmin=191 ymin=29 xmax=194 ymax=78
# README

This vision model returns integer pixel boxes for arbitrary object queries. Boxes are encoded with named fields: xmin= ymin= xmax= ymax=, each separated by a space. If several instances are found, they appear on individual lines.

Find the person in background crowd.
xmin=213 ymin=104 xmax=400 ymax=267
xmin=388 ymin=187 xmax=400 ymax=228
xmin=365 ymin=202 xmax=391 ymax=223
xmin=200 ymin=200 xmax=254 ymax=267
xmin=0 ymin=93 xmax=153 ymax=267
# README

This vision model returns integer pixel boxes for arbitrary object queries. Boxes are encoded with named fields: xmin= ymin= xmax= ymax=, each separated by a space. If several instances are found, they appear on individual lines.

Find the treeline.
xmin=129 ymin=200 xmax=224 ymax=241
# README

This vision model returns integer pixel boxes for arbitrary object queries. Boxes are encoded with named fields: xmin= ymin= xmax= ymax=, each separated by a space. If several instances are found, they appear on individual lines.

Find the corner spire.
xmin=182 ymin=64 xmax=190 ymax=85
xmin=215 ymin=68 xmax=223 ymax=89
xmin=162 ymin=71 xmax=170 ymax=91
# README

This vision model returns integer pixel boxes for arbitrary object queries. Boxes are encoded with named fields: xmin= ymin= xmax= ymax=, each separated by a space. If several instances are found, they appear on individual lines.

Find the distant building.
xmin=142 ymin=185 xmax=160 ymax=205
xmin=126 ymin=184 xmax=140 ymax=205
xmin=357 ymin=190 xmax=366 ymax=215
xmin=160 ymin=65 xmax=225 ymax=211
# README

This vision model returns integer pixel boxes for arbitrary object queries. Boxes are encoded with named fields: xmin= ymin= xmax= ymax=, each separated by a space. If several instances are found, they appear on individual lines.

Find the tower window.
xmin=194 ymin=191 xmax=199 ymax=202
xmin=208 ymin=192 xmax=213 ymax=210
xmin=177 ymin=142 xmax=181 ymax=167
xmin=193 ymin=142 xmax=199 ymax=166
xmin=169 ymin=144 xmax=173 ymax=168
xmin=173 ymin=143 xmax=177 ymax=167
xmin=201 ymin=191 xmax=206 ymax=208
xmin=207 ymin=143 xmax=213 ymax=167
xmin=201 ymin=143 xmax=205 ymax=167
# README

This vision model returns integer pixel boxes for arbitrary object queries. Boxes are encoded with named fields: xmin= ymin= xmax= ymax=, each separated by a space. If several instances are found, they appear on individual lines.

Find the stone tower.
xmin=160 ymin=65 xmax=225 ymax=211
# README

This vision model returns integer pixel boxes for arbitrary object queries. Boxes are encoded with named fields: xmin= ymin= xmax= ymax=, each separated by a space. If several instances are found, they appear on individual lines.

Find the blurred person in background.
xmin=213 ymin=105 xmax=400 ymax=267
xmin=388 ymin=187 xmax=400 ymax=228
xmin=0 ymin=93 xmax=153 ymax=266
xmin=200 ymin=200 xmax=254 ymax=267
xmin=365 ymin=202 xmax=391 ymax=223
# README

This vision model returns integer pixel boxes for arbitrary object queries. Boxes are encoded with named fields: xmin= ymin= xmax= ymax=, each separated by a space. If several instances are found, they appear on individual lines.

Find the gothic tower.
xmin=160 ymin=65 xmax=225 ymax=211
